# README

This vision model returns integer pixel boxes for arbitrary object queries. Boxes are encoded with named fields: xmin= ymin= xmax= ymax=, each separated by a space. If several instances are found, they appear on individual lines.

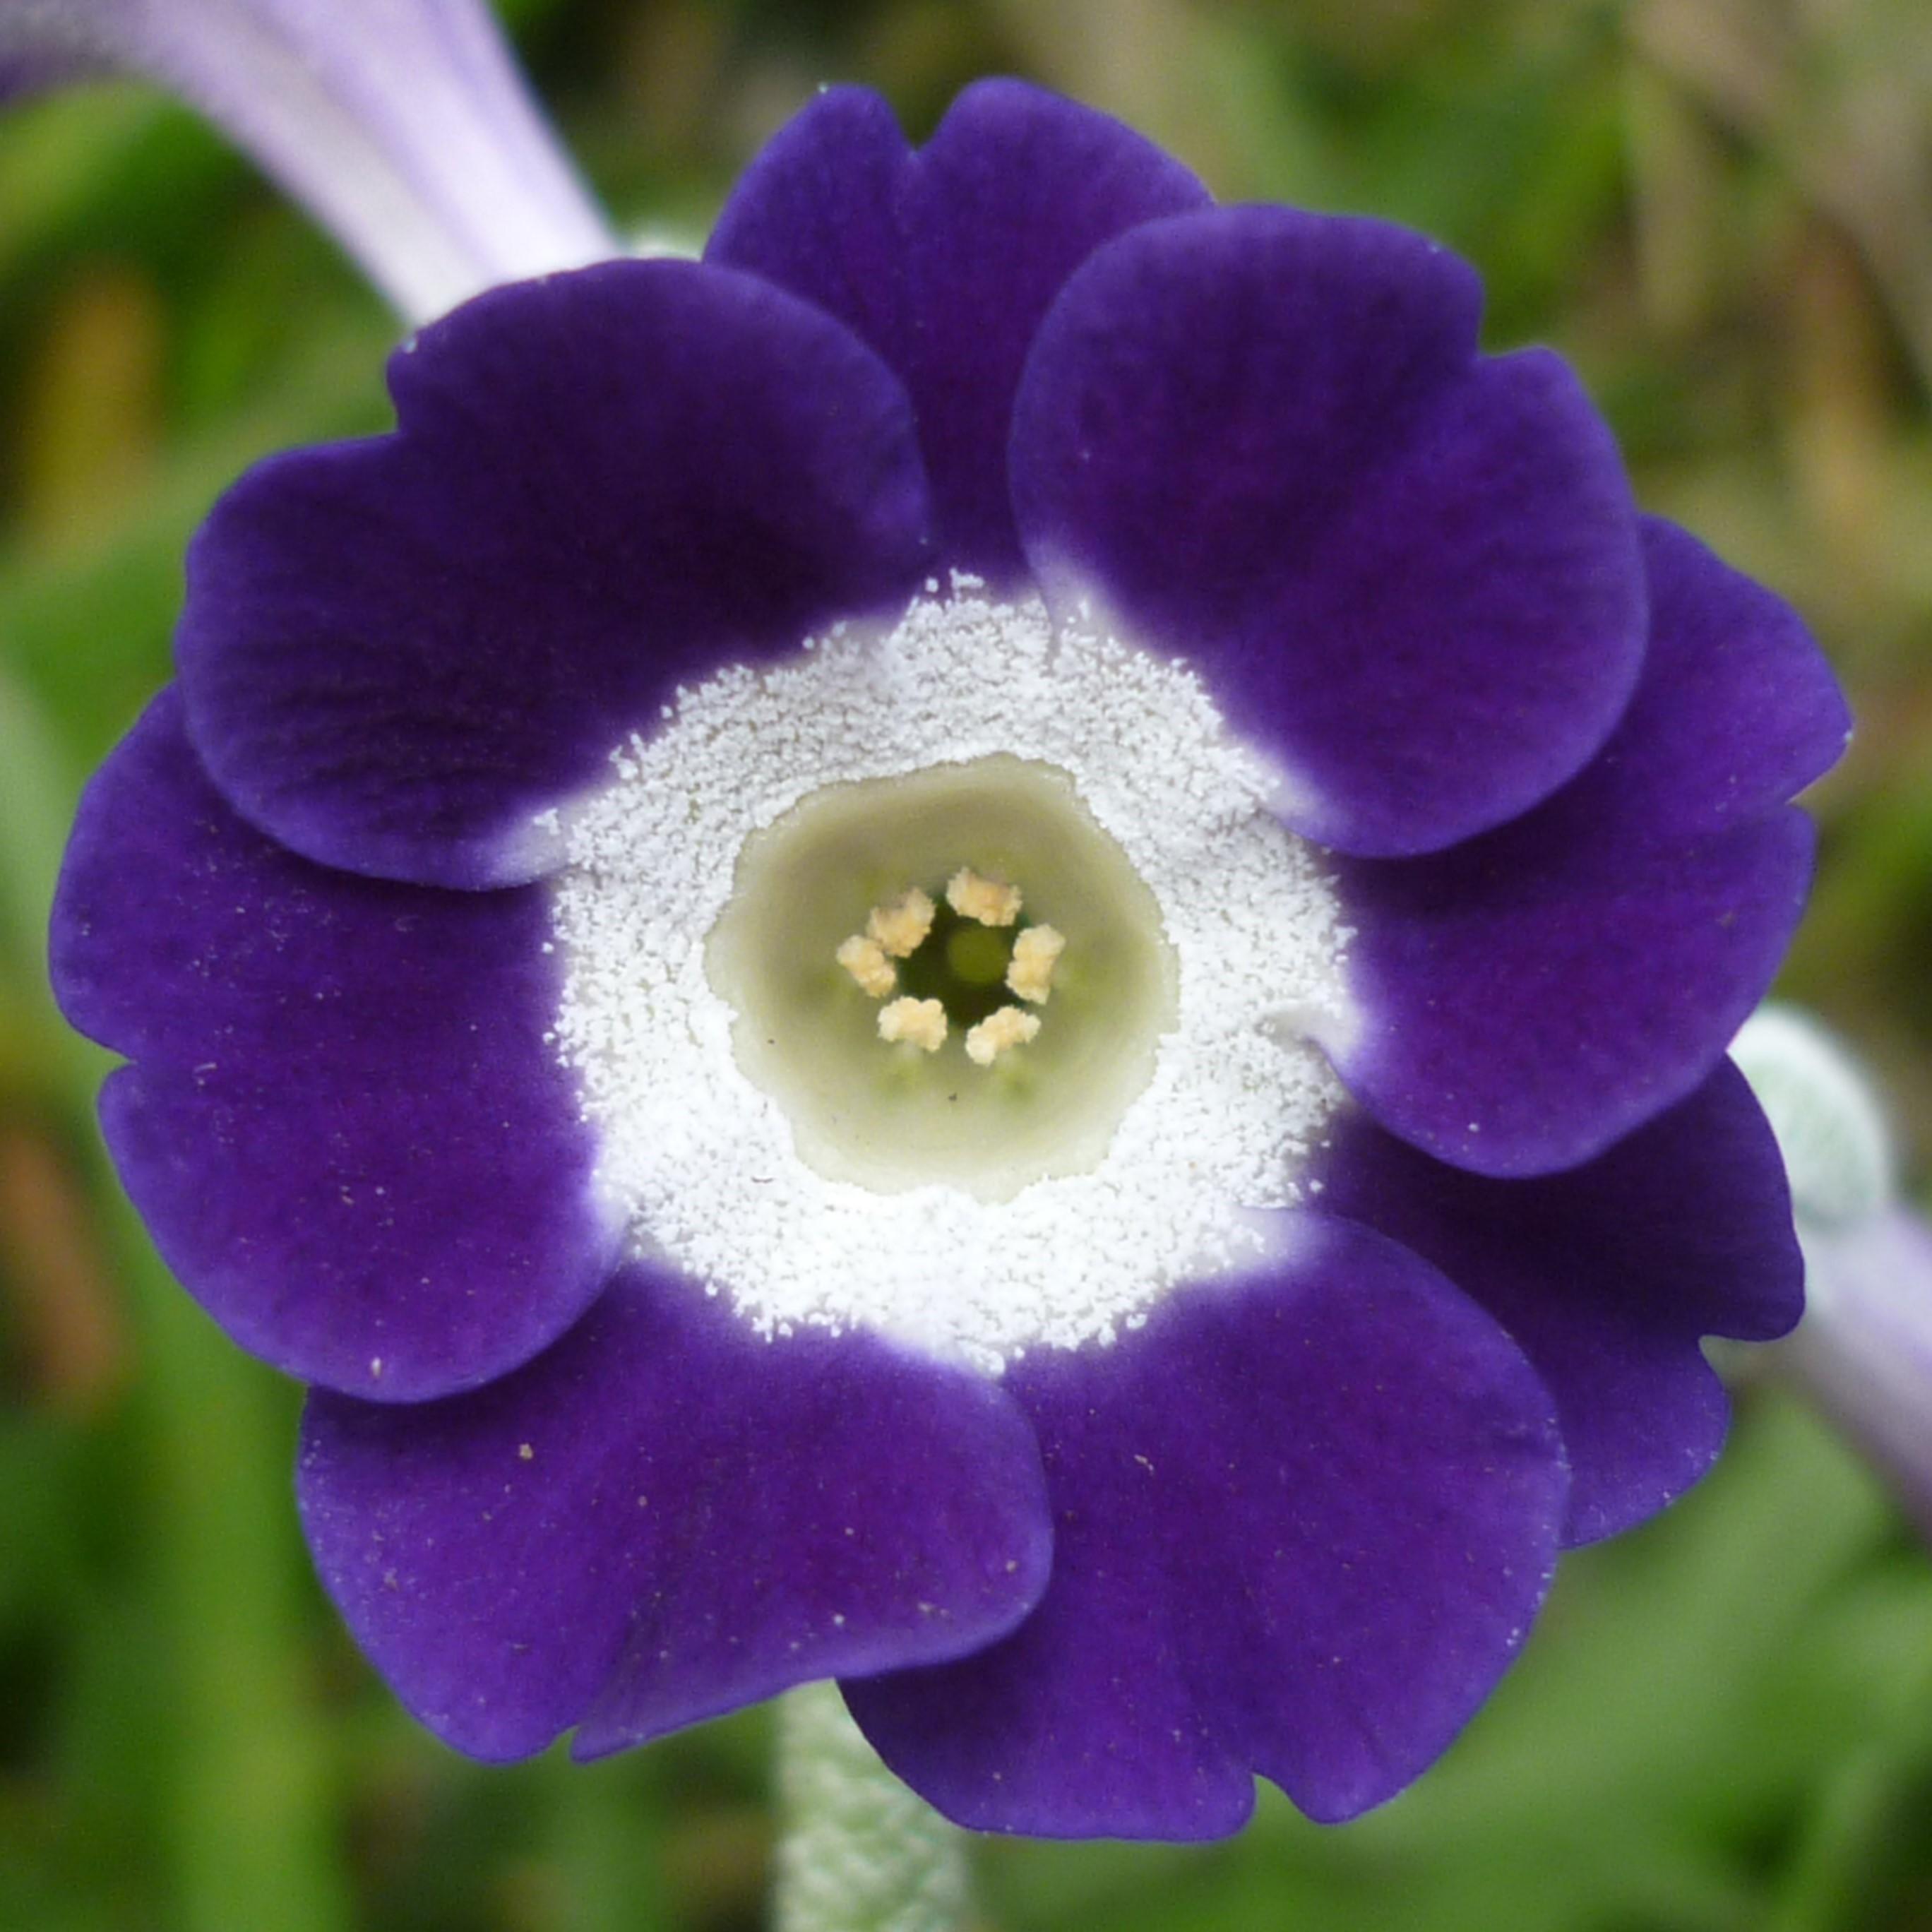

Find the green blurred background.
xmin=3 ymin=0 xmax=1931 ymax=1926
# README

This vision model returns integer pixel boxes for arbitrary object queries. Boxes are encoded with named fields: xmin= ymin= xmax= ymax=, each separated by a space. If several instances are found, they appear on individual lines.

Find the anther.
xmin=835 ymin=934 xmax=895 ymax=998
xmin=879 ymin=997 xmax=948 ymax=1051
xmin=965 ymin=1005 xmax=1041 ymax=1066
xmin=947 ymin=867 xmax=1022 ymax=926
xmin=1006 ymin=924 xmax=1065 ymax=1003
xmin=866 ymin=888 xmax=936 ymax=958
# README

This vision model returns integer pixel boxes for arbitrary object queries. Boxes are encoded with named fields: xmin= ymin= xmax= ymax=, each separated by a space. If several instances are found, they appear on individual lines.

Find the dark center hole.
xmin=895 ymin=897 xmax=1027 ymax=1027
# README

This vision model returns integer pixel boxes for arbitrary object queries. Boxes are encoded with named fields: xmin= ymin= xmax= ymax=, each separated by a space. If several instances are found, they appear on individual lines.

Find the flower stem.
xmin=772 ymin=1682 xmax=974 ymax=1932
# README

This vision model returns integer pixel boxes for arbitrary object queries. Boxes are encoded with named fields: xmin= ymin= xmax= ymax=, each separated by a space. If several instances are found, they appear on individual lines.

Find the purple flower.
xmin=48 ymin=80 xmax=1849 ymax=1839
xmin=1735 ymin=1007 xmax=1932 ymax=1541
xmin=0 ymin=0 xmax=613 ymax=318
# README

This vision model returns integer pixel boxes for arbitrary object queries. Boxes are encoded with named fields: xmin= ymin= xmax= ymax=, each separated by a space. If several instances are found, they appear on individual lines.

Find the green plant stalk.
xmin=773 ymin=1681 xmax=974 ymax=1932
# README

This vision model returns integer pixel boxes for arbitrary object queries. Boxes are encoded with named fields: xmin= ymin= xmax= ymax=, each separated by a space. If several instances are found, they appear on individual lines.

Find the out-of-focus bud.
xmin=1734 ymin=1004 xmax=1932 ymax=1535
xmin=0 ymin=0 xmax=616 ymax=322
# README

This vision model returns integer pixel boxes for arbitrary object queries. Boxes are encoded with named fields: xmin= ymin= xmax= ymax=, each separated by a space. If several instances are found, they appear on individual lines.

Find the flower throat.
xmin=547 ymin=582 xmax=1352 ymax=1367
xmin=706 ymin=756 xmax=1179 ymax=1202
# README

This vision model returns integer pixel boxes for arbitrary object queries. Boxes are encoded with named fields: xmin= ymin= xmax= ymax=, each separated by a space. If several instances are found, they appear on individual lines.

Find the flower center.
xmin=705 ymin=756 xmax=1177 ymax=1201
xmin=546 ymin=577 xmax=1355 ymax=1373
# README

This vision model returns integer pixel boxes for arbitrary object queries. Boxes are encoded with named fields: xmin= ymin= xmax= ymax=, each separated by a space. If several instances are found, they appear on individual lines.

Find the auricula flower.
xmin=32 ymin=6 xmax=1852 ymax=1838
xmin=0 ymin=0 xmax=613 ymax=317
xmin=1736 ymin=1008 xmax=1932 ymax=1540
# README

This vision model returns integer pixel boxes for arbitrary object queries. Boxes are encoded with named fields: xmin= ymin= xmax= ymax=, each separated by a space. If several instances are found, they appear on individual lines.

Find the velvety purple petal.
xmin=0 ymin=0 xmax=614 ymax=321
xmin=1333 ymin=809 xmax=1813 ymax=1178
xmin=708 ymin=78 xmax=1207 ymax=583
xmin=1327 ymin=511 xmax=1846 ymax=1175
xmin=1010 ymin=206 xmax=1645 ymax=857
xmin=845 ymin=1217 xmax=1565 ymax=1837
xmin=1573 ymin=518 xmax=1851 ymax=840
xmin=1317 ymin=1060 xmax=1802 ymax=1546
xmin=177 ymin=258 xmax=931 ymax=890
xmin=50 ymin=689 xmax=619 ymax=1400
xmin=0 ymin=46 xmax=98 ymax=100
xmin=298 ymin=1268 xmax=1053 ymax=1763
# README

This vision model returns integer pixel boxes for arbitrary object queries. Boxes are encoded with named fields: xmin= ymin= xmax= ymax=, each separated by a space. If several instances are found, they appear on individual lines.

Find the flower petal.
xmin=0 ymin=0 xmax=614 ymax=322
xmin=1786 ymin=1207 xmax=1932 ymax=1541
xmin=1010 ymin=205 xmax=1645 ymax=857
xmin=1327 ymin=517 xmax=1842 ymax=1176
xmin=0 ymin=46 xmax=95 ymax=100
xmin=707 ymin=78 xmax=1208 ymax=583
xmin=50 ymin=689 xmax=619 ymax=1400
xmin=1317 ymin=1060 xmax=1803 ymax=1546
xmin=1576 ymin=518 xmax=1851 ymax=839
xmin=845 ymin=1218 xmax=1565 ymax=1837
xmin=175 ymin=258 xmax=932 ymax=889
xmin=1334 ymin=812 xmax=1812 ymax=1178
xmin=297 ymin=1269 xmax=1054 ymax=1764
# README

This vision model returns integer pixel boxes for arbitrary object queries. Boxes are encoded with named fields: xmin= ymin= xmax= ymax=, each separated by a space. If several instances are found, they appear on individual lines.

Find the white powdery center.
xmin=547 ymin=578 xmax=1355 ymax=1373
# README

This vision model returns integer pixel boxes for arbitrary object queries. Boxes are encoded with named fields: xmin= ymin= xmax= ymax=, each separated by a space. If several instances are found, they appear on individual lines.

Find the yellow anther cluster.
xmin=946 ymin=867 xmax=1022 ymax=927
xmin=836 ymin=874 xmax=1059 ymax=1069
xmin=878 ymin=996 xmax=948 ymax=1052
xmin=1006 ymin=924 xmax=1065 ymax=1004
xmin=834 ymin=934 xmax=896 ymax=998
xmin=965 ymin=1006 xmax=1042 ymax=1067
xmin=866 ymin=888 xmax=936 ymax=958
